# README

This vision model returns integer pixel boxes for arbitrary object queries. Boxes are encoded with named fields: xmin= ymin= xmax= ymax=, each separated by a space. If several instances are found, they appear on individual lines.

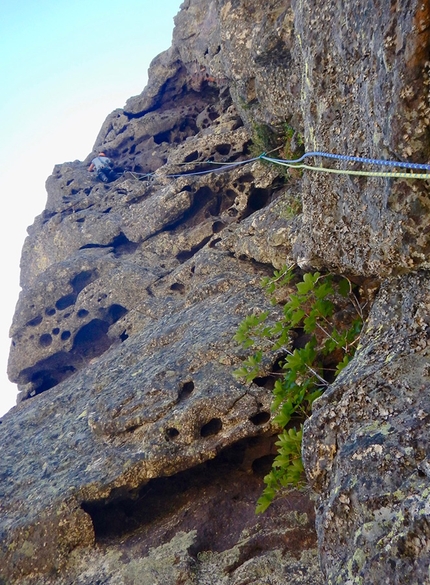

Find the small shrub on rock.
xmin=234 ymin=266 xmax=364 ymax=512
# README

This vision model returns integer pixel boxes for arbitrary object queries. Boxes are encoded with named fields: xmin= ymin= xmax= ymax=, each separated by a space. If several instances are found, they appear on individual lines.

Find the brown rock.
xmin=4 ymin=0 xmax=430 ymax=582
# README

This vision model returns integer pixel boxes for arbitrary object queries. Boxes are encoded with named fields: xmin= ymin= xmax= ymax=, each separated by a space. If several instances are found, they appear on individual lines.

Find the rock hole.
xmin=45 ymin=308 xmax=56 ymax=316
xmin=72 ymin=319 xmax=111 ymax=359
xmin=26 ymin=315 xmax=43 ymax=327
xmin=165 ymin=428 xmax=180 ymax=440
xmin=225 ymin=188 xmax=238 ymax=200
xmin=209 ymin=238 xmax=222 ymax=248
xmin=170 ymin=282 xmax=185 ymax=293
xmin=175 ymin=236 xmax=212 ymax=263
xmin=200 ymin=418 xmax=222 ymax=437
xmin=108 ymin=304 xmax=128 ymax=323
xmin=237 ymin=173 xmax=254 ymax=187
xmin=120 ymin=330 xmax=129 ymax=342
xmin=212 ymin=220 xmax=225 ymax=233
xmin=153 ymin=130 xmax=170 ymax=144
xmin=55 ymin=293 xmax=76 ymax=310
xmin=111 ymin=233 xmax=138 ymax=256
xmin=20 ymin=352 xmax=77 ymax=397
xmin=176 ymin=251 xmax=193 ymax=263
xmin=184 ymin=150 xmax=199 ymax=162
xmin=252 ymin=454 xmax=275 ymax=477
xmin=249 ymin=412 xmax=271 ymax=425
xmin=52 ymin=328 xmax=60 ymax=335
xmin=39 ymin=334 xmax=52 ymax=347
xmin=252 ymin=376 xmax=275 ymax=390
xmin=61 ymin=331 xmax=71 ymax=341
xmin=247 ymin=187 xmax=270 ymax=212
xmin=292 ymin=328 xmax=312 ymax=350
xmin=215 ymin=143 xmax=230 ymax=155
xmin=125 ymin=424 xmax=141 ymax=433
xmin=30 ymin=371 xmax=59 ymax=394
xmin=77 ymin=309 xmax=89 ymax=318
xmin=178 ymin=380 xmax=194 ymax=401
xmin=76 ymin=218 xmax=85 ymax=223
xmin=80 ymin=437 xmax=285 ymax=545
xmin=71 ymin=270 xmax=95 ymax=294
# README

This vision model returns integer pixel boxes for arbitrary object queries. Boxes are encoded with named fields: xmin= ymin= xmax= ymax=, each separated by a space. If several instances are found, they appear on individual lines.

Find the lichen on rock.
xmin=2 ymin=0 xmax=430 ymax=583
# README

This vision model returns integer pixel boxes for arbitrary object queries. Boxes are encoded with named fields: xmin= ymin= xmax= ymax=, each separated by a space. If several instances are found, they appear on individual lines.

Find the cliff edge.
xmin=2 ymin=1 xmax=430 ymax=583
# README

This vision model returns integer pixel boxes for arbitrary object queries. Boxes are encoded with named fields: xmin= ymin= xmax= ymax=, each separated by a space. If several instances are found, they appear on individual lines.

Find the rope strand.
xmin=120 ymin=151 xmax=430 ymax=182
xmin=264 ymin=151 xmax=430 ymax=171
xmin=260 ymin=156 xmax=430 ymax=180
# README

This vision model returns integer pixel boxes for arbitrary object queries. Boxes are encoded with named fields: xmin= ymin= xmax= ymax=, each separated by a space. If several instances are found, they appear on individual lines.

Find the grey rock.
xmin=303 ymin=271 xmax=430 ymax=584
xmin=3 ymin=50 xmax=317 ymax=580
xmin=4 ymin=0 xmax=430 ymax=582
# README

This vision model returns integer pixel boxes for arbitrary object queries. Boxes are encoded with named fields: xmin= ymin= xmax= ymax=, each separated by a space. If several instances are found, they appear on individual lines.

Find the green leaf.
xmin=296 ymin=272 xmax=320 ymax=294
xmin=234 ymin=264 xmax=364 ymax=513
xmin=335 ymin=354 xmax=351 ymax=376
xmin=303 ymin=314 xmax=317 ymax=333
xmin=284 ymin=349 xmax=305 ymax=370
xmin=273 ymin=407 xmax=293 ymax=427
xmin=286 ymin=294 xmax=303 ymax=311
xmin=290 ymin=308 xmax=305 ymax=326
xmin=338 ymin=277 xmax=351 ymax=297
xmin=314 ymin=281 xmax=334 ymax=299
xmin=313 ymin=298 xmax=334 ymax=318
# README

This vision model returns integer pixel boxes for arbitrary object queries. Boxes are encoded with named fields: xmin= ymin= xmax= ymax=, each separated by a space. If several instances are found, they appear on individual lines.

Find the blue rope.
xmin=265 ymin=151 xmax=430 ymax=171
xmin=261 ymin=157 xmax=430 ymax=180
xmin=124 ymin=151 xmax=430 ymax=181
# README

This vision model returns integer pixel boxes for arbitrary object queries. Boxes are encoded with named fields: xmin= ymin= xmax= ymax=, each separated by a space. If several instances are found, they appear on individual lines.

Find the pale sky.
xmin=0 ymin=0 xmax=183 ymax=416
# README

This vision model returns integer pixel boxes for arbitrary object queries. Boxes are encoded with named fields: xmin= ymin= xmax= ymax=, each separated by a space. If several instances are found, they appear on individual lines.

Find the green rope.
xmin=263 ymin=158 xmax=430 ymax=180
xmin=122 ymin=152 xmax=430 ymax=182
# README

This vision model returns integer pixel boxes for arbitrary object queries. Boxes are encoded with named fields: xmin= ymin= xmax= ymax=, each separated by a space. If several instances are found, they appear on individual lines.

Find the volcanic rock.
xmin=2 ymin=0 xmax=430 ymax=583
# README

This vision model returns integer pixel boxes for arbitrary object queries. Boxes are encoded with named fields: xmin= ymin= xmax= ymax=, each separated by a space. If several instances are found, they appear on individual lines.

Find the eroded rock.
xmin=3 ymin=0 xmax=430 ymax=582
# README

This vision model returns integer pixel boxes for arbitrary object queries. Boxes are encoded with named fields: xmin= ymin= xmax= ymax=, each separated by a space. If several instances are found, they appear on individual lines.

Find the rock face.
xmin=2 ymin=0 xmax=430 ymax=583
xmin=303 ymin=271 xmax=430 ymax=584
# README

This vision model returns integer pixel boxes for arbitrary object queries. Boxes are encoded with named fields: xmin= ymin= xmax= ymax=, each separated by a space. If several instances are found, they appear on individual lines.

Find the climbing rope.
xmin=120 ymin=150 xmax=430 ymax=182
xmin=120 ymin=157 xmax=260 ymax=180
xmin=263 ymin=151 xmax=430 ymax=171
xmin=165 ymin=157 xmax=261 ymax=178
xmin=260 ymin=155 xmax=430 ymax=180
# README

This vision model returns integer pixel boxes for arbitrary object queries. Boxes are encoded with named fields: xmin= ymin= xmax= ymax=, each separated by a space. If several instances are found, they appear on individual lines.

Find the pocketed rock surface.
xmin=2 ymin=0 xmax=430 ymax=583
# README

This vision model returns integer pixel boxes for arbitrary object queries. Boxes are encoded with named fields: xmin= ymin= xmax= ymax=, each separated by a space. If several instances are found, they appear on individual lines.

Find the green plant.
xmin=280 ymin=122 xmax=304 ymax=161
xmin=250 ymin=122 xmax=279 ymax=158
xmin=238 ymin=95 xmax=252 ymax=111
xmin=282 ymin=194 xmax=302 ymax=218
xmin=234 ymin=266 xmax=364 ymax=513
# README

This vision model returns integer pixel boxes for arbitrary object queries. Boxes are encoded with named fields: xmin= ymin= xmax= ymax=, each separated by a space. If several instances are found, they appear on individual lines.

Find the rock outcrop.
xmin=2 ymin=0 xmax=430 ymax=583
